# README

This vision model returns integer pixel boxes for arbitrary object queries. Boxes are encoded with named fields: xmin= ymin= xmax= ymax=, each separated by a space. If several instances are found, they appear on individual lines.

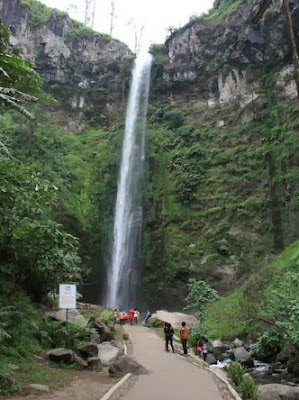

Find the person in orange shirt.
xmin=180 ymin=321 xmax=188 ymax=355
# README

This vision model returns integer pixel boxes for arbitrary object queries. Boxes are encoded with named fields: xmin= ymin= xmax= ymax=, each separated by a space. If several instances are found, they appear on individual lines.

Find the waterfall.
xmin=106 ymin=52 xmax=152 ymax=310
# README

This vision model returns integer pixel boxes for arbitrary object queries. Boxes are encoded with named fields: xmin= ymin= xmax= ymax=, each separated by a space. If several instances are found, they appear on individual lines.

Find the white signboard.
xmin=59 ymin=284 xmax=76 ymax=309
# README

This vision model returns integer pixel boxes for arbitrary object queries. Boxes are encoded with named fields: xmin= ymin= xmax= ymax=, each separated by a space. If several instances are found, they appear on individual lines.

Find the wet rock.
xmin=232 ymin=347 xmax=254 ymax=368
xmin=25 ymin=384 xmax=50 ymax=393
xmin=97 ymin=342 xmax=123 ymax=366
xmin=87 ymin=357 xmax=102 ymax=370
xmin=286 ymin=358 xmax=299 ymax=373
xmin=77 ymin=342 xmax=98 ymax=358
xmin=257 ymin=384 xmax=299 ymax=400
xmin=277 ymin=351 xmax=290 ymax=363
xmin=271 ymin=362 xmax=282 ymax=372
xmin=206 ymin=354 xmax=217 ymax=365
xmin=213 ymin=349 xmax=225 ymax=361
xmin=108 ymin=355 xmax=148 ymax=377
xmin=293 ymin=363 xmax=299 ymax=378
xmin=47 ymin=348 xmax=74 ymax=363
xmin=212 ymin=339 xmax=229 ymax=352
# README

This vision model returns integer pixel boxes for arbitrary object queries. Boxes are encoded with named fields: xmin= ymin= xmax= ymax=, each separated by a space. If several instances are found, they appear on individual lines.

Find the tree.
xmin=184 ymin=279 xmax=219 ymax=321
xmin=0 ymin=22 xmax=41 ymax=119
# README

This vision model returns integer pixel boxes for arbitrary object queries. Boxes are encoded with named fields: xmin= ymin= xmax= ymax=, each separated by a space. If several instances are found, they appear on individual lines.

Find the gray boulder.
xmin=109 ymin=355 xmax=148 ymax=377
xmin=294 ymin=364 xmax=299 ymax=378
xmin=233 ymin=338 xmax=244 ymax=348
xmin=277 ymin=351 xmax=290 ymax=363
xmin=90 ymin=332 xmax=101 ymax=344
xmin=206 ymin=354 xmax=217 ymax=365
xmin=212 ymin=339 xmax=229 ymax=352
xmin=87 ymin=357 xmax=102 ymax=370
xmin=258 ymin=384 xmax=299 ymax=400
xmin=7 ymin=364 xmax=21 ymax=372
xmin=77 ymin=342 xmax=98 ymax=358
xmin=94 ymin=319 xmax=114 ymax=341
xmin=25 ymin=384 xmax=50 ymax=393
xmin=232 ymin=347 xmax=254 ymax=368
xmin=97 ymin=342 xmax=123 ymax=366
xmin=47 ymin=348 xmax=74 ymax=363
xmin=213 ymin=349 xmax=225 ymax=361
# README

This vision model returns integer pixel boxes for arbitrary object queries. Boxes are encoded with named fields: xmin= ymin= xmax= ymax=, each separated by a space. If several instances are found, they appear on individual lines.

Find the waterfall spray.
xmin=106 ymin=52 xmax=152 ymax=309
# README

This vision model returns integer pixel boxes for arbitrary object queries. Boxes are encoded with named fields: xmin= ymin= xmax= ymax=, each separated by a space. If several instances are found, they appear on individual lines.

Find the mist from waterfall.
xmin=105 ymin=52 xmax=152 ymax=310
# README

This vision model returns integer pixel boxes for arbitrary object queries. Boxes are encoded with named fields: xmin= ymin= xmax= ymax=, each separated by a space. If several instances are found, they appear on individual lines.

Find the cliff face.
xmin=0 ymin=0 xmax=132 ymax=128
xmin=152 ymin=0 xmax=298 ymax=105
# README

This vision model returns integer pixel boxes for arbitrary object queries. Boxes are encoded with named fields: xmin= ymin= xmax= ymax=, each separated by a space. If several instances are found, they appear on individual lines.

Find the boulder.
xmin=271 ymin=362 xmax=282 ymax=372
xmin=25 ymin=384 xmax=50 ymax=393
xmin=76 ymin=342 xmax=98 ymax=358
xmin=206 ymin=354 xmax=217 ymax=365
xmin=97 ymin=342 xmax=123 ymax=366
xmin=213 ymin=349 xmax=225 ymax=361
xmin=87 ymin=357 xmax=102 ymax=370
xmin=7 ymin=364 xmax=21 ymax=371
xmin=94 ymin=319 xmax=114 ymax=341
xmin=90 ymin=332 xmax=101 ymax=344
xmin=47 ymin=348 xmax=74 ymax=363
xmin=109 ymin=355 xmax=148 ymax=377
xmin=233 ymin=338 xmax=244 ymax=348
xmin=233 ymin=347 xmax=254 ymax=368
xmin=74 ymin=354 xmax=88 ymax=368
xmin=110 ymin=340 xmax=125 ymax=351
xmin=286 ymin=358 xmax=299 ymax=373
xmin=293 ymin=364 xmax=299 ymax=378
xmin=212 ymin=339 xmax=229 ymax=352
xmin=257 ymin=384 xmax=299 ymax=400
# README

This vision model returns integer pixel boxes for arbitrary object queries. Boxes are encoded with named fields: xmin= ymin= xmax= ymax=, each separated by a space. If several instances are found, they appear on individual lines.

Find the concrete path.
xmin=122 ymin=325 xmax=223 ymax=400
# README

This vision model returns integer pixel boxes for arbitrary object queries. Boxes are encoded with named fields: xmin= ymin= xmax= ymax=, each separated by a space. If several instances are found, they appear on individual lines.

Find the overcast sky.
xmin=41 ymin=0 xmax=214 ymax=50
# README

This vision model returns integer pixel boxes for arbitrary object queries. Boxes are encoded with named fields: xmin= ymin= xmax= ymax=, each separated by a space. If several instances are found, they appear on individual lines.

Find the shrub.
xmin=226 ymin=362 xmax=247 ymax=387
xmin=163 ymin=108 xmax=184 ymax=129
xmin=99 ymin=309 xmax=114 ymax=324
xmin=122 ymin=333 xmax=129 ymax=341
xmin=251 ymin=331 xmax=283 ymax=362
xmin=240 ymin=375 xmax=258 ymax=400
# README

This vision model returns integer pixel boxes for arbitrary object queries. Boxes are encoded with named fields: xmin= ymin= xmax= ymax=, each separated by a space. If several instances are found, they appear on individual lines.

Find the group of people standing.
xmin=164 ymin=321 xmax=208 ymax=360
xmin=114 ymin=308 xmax=152 ymax=325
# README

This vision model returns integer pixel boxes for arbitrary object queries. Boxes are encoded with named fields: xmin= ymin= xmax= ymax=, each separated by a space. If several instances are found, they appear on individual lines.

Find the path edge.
xmin=209 ymin=368 xmax=242 ymax=400
xmin=99 ymin=373 xmax=132 ymax=400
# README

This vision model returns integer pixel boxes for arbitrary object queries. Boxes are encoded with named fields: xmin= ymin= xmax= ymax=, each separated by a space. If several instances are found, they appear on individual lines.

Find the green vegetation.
xmin=21 ymin=0 xmax=53 ymax=24
xmin=184 ymin=279 xmax=219 ymax=320
xmin=226 ymin=362 xmax=258 ymax=400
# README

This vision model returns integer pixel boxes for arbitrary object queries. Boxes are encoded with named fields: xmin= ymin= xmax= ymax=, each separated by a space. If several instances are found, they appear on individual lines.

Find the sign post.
xmin=59 ymin=283 xmax=77 ymax=321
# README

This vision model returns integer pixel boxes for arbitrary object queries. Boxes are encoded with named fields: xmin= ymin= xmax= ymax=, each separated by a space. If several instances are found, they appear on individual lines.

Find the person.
xmin=128 ymin=308 xmax=134 ymax=325
xmin=133 ymin=308 xmax=139 ymax=324
xmin=202 ymin=340 xmax=208 ymax=361
xmin=144 ymin=310 xmax=151 ymax=324
xmin=119 ymin=312 xmax=127 ymax=325
xmin=113 ymin=308 xmax=118 ymax=325
xmin=196 ymin=338 xmax=203 ymax=357
xmin=180 ymin=321 xmax=188 ymax=355
xmin=164 ymin=322 xmax=175 ymax=353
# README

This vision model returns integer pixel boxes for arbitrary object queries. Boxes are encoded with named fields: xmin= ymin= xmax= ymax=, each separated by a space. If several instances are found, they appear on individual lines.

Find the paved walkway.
xmin=122 ymin=325 xmax=223 ymax=400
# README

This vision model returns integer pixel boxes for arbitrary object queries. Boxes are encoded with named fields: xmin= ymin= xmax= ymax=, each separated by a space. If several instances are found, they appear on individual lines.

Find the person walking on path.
xmin=133 ymin=309 xmax=139 ymax=324
xmin=113 ymin=308 xmax=118 ymax=324
xmin=128 ymin=308 xmax=134 ymax=325
xmin=144 ymin=310 xmax=151 ymax=324
xmin=164 ymin=322 xmax=175 ymax=353
xmin=202 ymin=341 xmax=208 ymax=361
xmin=180 ymin=321 xmax=188 ymax=355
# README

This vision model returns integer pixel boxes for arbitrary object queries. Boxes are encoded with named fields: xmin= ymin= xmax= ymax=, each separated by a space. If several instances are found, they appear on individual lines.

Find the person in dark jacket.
xmin=164 ymin=322 xmax=175 ymax=353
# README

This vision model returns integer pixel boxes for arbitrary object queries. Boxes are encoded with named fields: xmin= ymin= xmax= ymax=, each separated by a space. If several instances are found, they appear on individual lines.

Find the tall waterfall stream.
xmin=106 ymin=52 xmax=152 ymax=310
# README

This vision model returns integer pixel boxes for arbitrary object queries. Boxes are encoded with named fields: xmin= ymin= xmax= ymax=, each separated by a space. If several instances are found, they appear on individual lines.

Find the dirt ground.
xmin=8 ymin=367 xmax=117 ymax=400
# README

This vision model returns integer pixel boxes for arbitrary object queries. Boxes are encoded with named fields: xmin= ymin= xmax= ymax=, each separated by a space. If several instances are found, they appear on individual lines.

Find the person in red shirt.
xmin=128 ymin=308 xmax=134 ymax=325
xmin=180 ymin=321 xmax=188 ymax=355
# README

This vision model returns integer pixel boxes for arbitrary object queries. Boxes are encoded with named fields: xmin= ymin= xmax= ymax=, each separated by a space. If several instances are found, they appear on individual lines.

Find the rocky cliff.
xmin=0 ymin=0 xmax=132 ymax=128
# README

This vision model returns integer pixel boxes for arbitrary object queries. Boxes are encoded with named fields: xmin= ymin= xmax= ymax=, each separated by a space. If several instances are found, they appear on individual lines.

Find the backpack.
xmin=166 ymin=326 xmax=173 ymax=338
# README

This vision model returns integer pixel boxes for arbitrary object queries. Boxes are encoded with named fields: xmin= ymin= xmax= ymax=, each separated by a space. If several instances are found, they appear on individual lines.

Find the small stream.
xmin=210 ymin=358 xmax=296 ymax=385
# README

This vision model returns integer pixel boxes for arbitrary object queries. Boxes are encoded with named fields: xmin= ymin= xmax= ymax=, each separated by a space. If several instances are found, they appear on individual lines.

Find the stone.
xmin=213 ymin=349 xmax=225 ymax=361
xmin=271 ymin=362 xmax=282 ymax=372
xmin=87 ymin=357 xmax=102 ymax=370
xmin=232 ymin=347 xmax=254 ymax=368
xmin=110 ymin=340 xmax=125 ymax=351
xmin=233 ymin=338 xmax=244 ymax=348
xmin=212 ymin=339 xmax=229 ymax=352
xmin=90 ymin=332 xmax=101 ymax=344
xmin=7 ymin=364 xmax=21 ymax=371
xmin=286 ymin=359 xmax=297 ymax=373
xmin=74 ymin=354 xmax=88 ymax=368
xmin=206 ymin=354 xmax=217 ymax=365
xmin=257 ymin=384 xmax=299 ymax=400
xmin=97 ymin=342 xmax=123 ymax=366
xmin=108 ymin=355 xmax=148 ymax=377
xmin=218 ymin=244 xmax=229 ymax=256
xmin=277 ymin=351 xmax=290 ymax=363
xmin=94 ymin=319 xmax=114 ymax=341
xmin=46 ymin=309 xmax=87 ymax=327
xmin=293 ymin=363 xmax=299 ymax=378
xmin=76 ymin=342 xmax=98 ymax=358
xmin=47 ymin=348 xmax=74 ymax=363
xmin=25 ymin=384 xmax=50 ymax=393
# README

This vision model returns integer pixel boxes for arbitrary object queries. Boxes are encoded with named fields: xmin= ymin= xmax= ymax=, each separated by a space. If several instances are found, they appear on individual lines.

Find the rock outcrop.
xmin=0 ymin=0 xmax=132 ymax=124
